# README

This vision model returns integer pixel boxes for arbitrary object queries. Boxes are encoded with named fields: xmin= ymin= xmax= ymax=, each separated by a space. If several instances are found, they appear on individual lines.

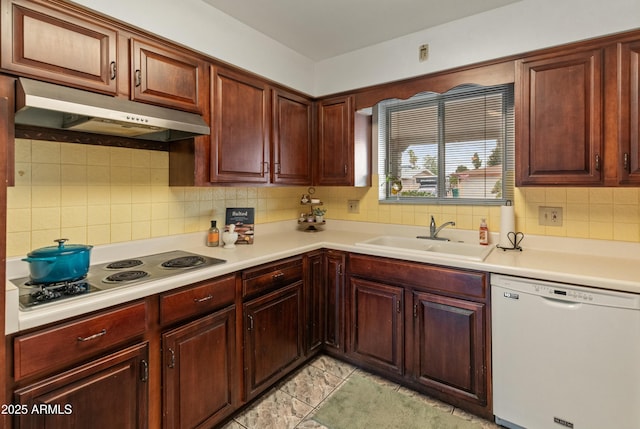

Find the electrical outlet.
xmin=419 ymin=44 xmax=429 ymax=62
xmin=347 ymin=200 xmax=360 ymax=214
xmin=539 ymin=206 xmax=563 ymax=226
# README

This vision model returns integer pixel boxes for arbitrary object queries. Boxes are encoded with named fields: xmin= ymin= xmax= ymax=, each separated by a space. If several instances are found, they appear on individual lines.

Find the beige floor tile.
xmin=233 ymin=388 xmax=313 ymax=429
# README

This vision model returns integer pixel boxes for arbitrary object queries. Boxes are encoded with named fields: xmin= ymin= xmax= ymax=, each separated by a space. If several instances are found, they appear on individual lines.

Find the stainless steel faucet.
xmin=417 ymin=215 xmax=455 ymax=241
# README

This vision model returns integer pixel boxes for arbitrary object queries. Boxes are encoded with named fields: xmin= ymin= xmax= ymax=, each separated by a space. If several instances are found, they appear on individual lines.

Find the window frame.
xmin=378 ymin=83 xmax=514 ymax=206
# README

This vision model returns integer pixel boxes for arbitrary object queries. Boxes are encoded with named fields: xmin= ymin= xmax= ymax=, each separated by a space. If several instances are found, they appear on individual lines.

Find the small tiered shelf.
xmin=298 ymin=201 xmax=325 ymax=232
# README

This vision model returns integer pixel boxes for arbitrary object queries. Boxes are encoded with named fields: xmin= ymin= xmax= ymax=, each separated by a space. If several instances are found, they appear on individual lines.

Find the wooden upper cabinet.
xmin=272 ymin=88 xmax=313 ymax=185
xmin=516 ymin=49 xmax=604 ymax=186
xmin=1 ymin=0 xmax=118 ymax=94
xmin=614 ymin=38 xmax=640 ymax=185
xmin=131 ymin=37 xmax=207 ymax=114
xmin=316 ymin=95 xmax=371 ymax=187
xmin=316 ymin=95 xmax=354 ymax=186
xmin=211 ymin=66 xmax=270 ymax=183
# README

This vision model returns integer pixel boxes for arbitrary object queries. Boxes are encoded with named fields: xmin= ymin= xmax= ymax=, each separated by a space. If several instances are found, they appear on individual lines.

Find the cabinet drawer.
xmin=242 ymin=257 xmax=303 ymax=298
xmin=160 ymin=274 xmax=236 ymax=326
xmin=348 ymin=254 xmax=487 ymax=300
xmin=14 ymin=301 xmax=147 ymax=381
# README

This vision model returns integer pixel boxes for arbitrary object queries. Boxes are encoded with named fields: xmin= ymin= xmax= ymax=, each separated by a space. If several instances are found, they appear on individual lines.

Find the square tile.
xmin=278 ymin=365 xmax=343 ymax=407
xmin=233 ymin=388 xmax=313 ymax=429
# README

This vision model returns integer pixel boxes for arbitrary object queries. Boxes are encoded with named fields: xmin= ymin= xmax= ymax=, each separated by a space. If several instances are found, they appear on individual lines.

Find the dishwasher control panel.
xmin=533 ymin=284 xmax=594 ymax=302
xmin=491 ymin=274 xmax=640 ymax=310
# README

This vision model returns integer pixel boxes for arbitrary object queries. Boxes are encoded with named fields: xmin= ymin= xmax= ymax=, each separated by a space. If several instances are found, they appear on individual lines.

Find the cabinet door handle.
xmin=396 ymin=300 xmax=401 ymax=314
xmin=337 ymin=264 xmax=343 ymax=276
xmin=77 ymin=329 xmax=107 ymax=342
xmin=272 ymin=272 xmax=285 ymax=281
xmin=594 ymin=154 xmax=601 ymax=171
xmin=140 ymin=359 xmax=149 ymax=382
xmin=194 ymin=294 xmax=213 ymax=303
xmin=135 ymin=69 xmax=142 ymax=87
xmin=274 ymin=162 xmax=281 ymax=174
xmin=109 ymin=61 xmax=117 ymax=80
xmin=624 ymin=153 xmax=630 ymax=172
xmin=247 ymin=314 xmax=254 ymax=331
xmin=413 ymin=303 xmax=418 ymax=318
xmin=168 ymin=348 xmax=175 ymax=369
xmin=344 ymin=164 xmax=348 ymax=175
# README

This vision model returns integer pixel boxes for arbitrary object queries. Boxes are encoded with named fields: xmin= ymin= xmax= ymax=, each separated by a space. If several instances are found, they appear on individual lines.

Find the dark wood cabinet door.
xmin=211 ymin=67 xmax=270 ymax=183
xmin=347 ymin=277 xmax=404 ymax=375
xmin=14 ymin=342 xmax=148 ymax=429
xmin=131 ymin=38 xmax=207 ymax=114
xmin=324 ymin=250 xmax=346 ymax=353
xmin=316 ymin=95 xmax=354 ymax=185
xmin=616 ymin=39 xmax=640 ymax=185
xmin=516 ymin=49 xmax=603 ymax=185
xmin=272 ymin=88 xmax=313 ymax=185
xmin=411 ymin=291 xmax=487 ymax=406
xmin=1 ymin=0 xmax=118 ymax=94
xmin=304 ymin=251 xmax=324 ymax=355
xmin=162 ymin=306 xmax=237 ymax=429
xmin=243 ymin=281 xmax=304 ymax=400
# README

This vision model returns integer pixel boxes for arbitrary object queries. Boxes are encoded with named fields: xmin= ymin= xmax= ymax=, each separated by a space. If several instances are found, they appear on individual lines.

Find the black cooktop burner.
xmin=161 ymin=255 xmax=206 ymax=269
xmin=106 ymin=259 xmax=143 ymax=269
xmin=19 ymin=278 xmax=95 ymax=307
xmin=104 ymin=270 xmax=149 ymax=283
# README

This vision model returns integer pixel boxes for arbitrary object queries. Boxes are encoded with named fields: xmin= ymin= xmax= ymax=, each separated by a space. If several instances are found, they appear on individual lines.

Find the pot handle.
xmin=22 ymin=256 xmax=58 ymax=263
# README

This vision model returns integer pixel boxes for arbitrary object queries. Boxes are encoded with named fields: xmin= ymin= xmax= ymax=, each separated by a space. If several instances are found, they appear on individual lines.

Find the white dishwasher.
xmin=492 ymin=274 xmax=640 ymax=429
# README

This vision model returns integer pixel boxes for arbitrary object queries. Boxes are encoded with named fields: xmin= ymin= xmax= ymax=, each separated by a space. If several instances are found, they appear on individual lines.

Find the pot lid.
xmin=27 ymin=239 xmax=93 ymax=258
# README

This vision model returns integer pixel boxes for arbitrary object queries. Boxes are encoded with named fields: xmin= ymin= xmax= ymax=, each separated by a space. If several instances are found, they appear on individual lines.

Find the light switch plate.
xmin=347 ymin=200 xmax=360 ymax=214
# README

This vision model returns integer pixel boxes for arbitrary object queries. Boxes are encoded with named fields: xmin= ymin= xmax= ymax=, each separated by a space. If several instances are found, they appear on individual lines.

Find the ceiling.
xmin=201 ymin=0 xmax=520 ymax=61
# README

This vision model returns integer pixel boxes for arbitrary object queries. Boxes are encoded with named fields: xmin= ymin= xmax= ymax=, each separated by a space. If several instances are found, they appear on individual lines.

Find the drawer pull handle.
xmin=272 ymin=272 xmax=285 ymax=281
xmin=168 ymin=348 xmax=175 ymax=369
xmin=109 ymin=61 xmax=117 ymax=80
xmin=194 ymin=295 xmax=213 ymax=303
xmin=77 ymin=329 xmax=107 ymax=342
xmin=247 ymin=314 xmax=254 ymax=331
xmin=135 ymin=69 xmax=142 ymax=87
xmin=624 ymin=153 xmax=630 ymax=172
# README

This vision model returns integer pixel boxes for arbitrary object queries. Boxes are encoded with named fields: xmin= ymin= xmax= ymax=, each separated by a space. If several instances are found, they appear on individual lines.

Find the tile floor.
xmin=220 ymin=354 xmax=501 ymax=429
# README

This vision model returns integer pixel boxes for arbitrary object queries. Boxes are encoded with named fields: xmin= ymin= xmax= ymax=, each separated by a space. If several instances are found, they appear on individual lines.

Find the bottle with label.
xmin=207 ymin=220 xmax=220 ymax=247
xmin=479 ymin=218 xmax=489 ymax=246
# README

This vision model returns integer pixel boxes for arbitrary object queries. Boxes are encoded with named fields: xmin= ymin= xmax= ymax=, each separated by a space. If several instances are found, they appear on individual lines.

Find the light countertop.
xmin=6 ymin=220 xmax=640 ymax=334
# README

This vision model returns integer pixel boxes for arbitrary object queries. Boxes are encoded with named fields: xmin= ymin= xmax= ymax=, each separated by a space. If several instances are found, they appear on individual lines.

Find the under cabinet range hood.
xmin=14 ymin=78 xmax=210 ymax=142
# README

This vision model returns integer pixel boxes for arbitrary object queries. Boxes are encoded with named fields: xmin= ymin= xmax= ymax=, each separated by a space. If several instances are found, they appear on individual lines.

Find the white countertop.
xmin=6 ymin=220 xmax=640 ymax=334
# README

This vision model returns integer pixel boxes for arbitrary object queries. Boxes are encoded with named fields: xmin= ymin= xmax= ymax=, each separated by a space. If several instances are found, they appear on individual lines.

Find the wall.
xmin=6 ymin=139 xmax=308 ymax=257
xmin=72 ymin=0 xmax=639 ymax=97
xmin=314 ymin=0 xmax=640 ymax=95
xmin=7 ymin=139 xmax=640 ymax=257
xmin=72 ymin=0 xmax=316 ymax=95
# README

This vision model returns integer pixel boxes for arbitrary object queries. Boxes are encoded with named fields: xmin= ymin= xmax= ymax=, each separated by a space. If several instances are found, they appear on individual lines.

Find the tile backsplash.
xmin=6 ymin=139 xmax=640 ymax=257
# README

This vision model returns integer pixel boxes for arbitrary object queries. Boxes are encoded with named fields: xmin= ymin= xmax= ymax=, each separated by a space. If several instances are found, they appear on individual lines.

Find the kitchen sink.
xmin=355 ymin=235 xmax=493 ymax=262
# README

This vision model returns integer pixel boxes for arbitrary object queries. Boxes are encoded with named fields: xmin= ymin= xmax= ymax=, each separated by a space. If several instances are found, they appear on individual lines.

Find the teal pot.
xmin=22 ymin=239 xmax=93 ymax=284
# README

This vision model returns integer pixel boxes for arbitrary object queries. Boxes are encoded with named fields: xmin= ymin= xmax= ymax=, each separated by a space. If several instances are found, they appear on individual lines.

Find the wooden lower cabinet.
xmin=410 ymin=291 xmax=487 ymax=406
xmin=243 ymin=281 xmax=304 ymax=401
xmin=162 ymin=306 xmax=237 ymax=429
xmin=345 ymin=253 xmax=491 ymax=418
xmin=13 ymin=342 xmax=148 ymax=429
xmin=304 ymin=251 xmax=325 ymax=355
xmin=347 ymin=277 xmax=403 ymax=375
xmin=323 ymin=250 xmax=346 ymax=353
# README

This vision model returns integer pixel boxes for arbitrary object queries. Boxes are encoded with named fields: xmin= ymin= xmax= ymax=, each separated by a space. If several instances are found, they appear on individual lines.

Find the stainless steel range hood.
xmin=15 ymin=78 xmax=210 ymax=142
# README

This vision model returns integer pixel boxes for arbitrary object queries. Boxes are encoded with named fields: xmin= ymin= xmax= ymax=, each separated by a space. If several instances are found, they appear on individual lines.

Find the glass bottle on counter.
xmin=207 ymin=220 xmax=220 ymax=247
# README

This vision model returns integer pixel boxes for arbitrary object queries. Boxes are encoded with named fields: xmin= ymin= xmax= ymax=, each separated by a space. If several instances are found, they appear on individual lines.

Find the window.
xmin=378 ymin=83 xmax=514 ymax=205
